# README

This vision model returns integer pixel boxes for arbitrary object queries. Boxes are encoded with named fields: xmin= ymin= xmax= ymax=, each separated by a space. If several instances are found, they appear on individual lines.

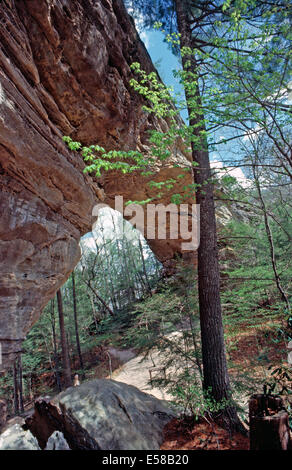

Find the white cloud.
xmin=80 ymin=207 xmax=145 ymax=254
xmin=127 ymin=5 xmax=150 ymax=49
xmin=140 ymin=31 xmax=150 ymax=49
xmin=210 ymin=160 xmax=251 ymax=188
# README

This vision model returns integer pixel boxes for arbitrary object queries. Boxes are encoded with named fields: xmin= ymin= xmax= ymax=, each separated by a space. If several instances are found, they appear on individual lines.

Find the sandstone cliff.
xmin=0 ymin=0 xmax=193 ymax=369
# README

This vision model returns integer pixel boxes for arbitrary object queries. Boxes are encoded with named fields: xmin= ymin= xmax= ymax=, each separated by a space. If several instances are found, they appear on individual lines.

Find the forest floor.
xmin=109 ymin=343 xmax=251 ymax=450
xmin=6 ymin=311 xmax=288 ymax=451
xmin=111 ymin=345 xmax=251 ymax=449
xmin=161 ymin=417 xmax=249 ymax=450
xmin=108 ymin=318 xmax=290 ymax=451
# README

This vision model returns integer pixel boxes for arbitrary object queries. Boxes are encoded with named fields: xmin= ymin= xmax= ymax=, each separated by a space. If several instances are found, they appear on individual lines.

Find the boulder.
xmin=26 ymin=379 xmax=175 ymax=450
xmin=0 ymin=418 xmax=40 ymax=450
xmin=45 ymin=431 xmax=70 ymax=450
xmin=0 ymin=398 xmax=7 ymax=431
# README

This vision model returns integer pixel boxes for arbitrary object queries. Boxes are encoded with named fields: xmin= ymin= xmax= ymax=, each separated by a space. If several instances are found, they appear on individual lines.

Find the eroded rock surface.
xmin=0 ymin=398 xmax=7 ymax=431
xmin=26 ymin=379 xmax=175 ymax=450
xmin=0 ymin=418 xmax=40 ymax=450
xmin=45 ymin=430 xmax=70 ymax=450
xmin=0 ymin=0 xmax=193 ymax=369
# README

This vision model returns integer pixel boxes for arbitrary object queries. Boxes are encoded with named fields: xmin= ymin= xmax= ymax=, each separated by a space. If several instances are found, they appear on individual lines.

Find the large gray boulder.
xmin=0 ymin=419 xmax=40 ymax=450
xmin=26 ymin=379 xmax=174 ymax=450
xmin=0 ymin=399 xmax=7 ymax=431
xmin=45 ymin=431 xmax=70 ymax=450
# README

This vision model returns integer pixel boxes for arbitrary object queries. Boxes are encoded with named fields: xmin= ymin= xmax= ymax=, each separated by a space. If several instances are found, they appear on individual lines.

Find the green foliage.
xmin=171 ymin=378 xmax=232 ymax=419
xmin=63 ymin=136 xmax=148 ymax=178
xmin=264 ymin=365 xmax=292 ymax=397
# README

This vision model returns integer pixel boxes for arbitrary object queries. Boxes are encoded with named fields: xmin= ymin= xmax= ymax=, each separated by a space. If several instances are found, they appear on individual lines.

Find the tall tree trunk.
xmin=100 ymin=228 xmax=118 ymax=312
xmin=88 ymin=293 xmax=100 ymax=331
xmin=252 ymin=163 xmax=290 ymax=311
xmin=28 ymin=373 xmax=33 ymax=401
xmin=138 ymin=236 xmax=152 ymax=295
xmin=110 ymin=211 xmax=123 ymax=309
xmin=72 ymin=271 xmax=85 ymax=377
xmin=17 ymin=355 xmax=24 ymax=413
xmin=174 ymin=0 xmax=244 ymax=433
xmin=124 ymin=235 xmax=143 ymax=297
xmin=85 ymin=280 xmax=115 ymax=317
xmin=56 ymin=289 xmax=72 ymax=389
xmin=13 ymin=360 xmax=19 ymax=415
xmin=122 ymin=220 xmax=136 ymax=301
xmin=50 ymin=299 xmax=62 ymax=392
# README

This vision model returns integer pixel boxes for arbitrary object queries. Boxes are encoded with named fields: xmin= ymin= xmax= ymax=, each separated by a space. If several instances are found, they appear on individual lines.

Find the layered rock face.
xmin=0 ymin=0 xmax=193 ymax=369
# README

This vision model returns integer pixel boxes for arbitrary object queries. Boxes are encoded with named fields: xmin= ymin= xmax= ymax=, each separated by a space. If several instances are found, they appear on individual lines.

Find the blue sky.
xmin=140 ymin=30 xmax=188 ymax=122
xmin=141 ymin=31 xmax=181 ymax=93
xmin=139 ymin=29 xmax=249 ymax=182
xmin=139 ymin=29 xmax=230 ymax=164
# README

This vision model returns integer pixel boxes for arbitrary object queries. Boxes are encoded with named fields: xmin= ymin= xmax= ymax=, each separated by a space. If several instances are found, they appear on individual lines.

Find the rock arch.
xmin=0 ymin=0 xmax=194 ymax=369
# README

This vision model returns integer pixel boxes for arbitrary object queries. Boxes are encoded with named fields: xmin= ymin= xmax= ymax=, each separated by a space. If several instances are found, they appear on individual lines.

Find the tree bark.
xmin=138 ymin=236 xmax=152 ymax=295
xmin=13 ymin=360 xmax=19 ymax=415
xmin=249 ymin=394 xmax=291 ymax=450
xmin=85 ymin=280 xmax=115 ymax=317
xmin=56 ymin=289 xmax=72 ymax=389
xmin=174 ymin=0 xmax=244 ymax=433
xmin=50 ymin=299 xmax=62 ymax=392
xmin=17 ymin=355 xmax=24 ymax=413
xmin=72 ymin=271 xmax=85 ymax=377
xmin=252 ymin=163 xmax=290 ymax=311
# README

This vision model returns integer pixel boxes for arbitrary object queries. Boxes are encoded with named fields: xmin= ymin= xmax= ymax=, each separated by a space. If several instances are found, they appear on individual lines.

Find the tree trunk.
xmin=50 ymin=299 xmax=62 ymax=392
xmin=100 ymin=228 xmax=118 ymax=312
xmin=174 ymin=0 xmax=244 ymax=433
xmin=249 ymin=394 xmax=291 ymax=450
xmin=13 ymin=360 xmax=19 ymax=415
xmin=72 ymin=271 xmax=85 ymax=377
xmin=88 ymin=293 xmax=100 ymax=332
xmin=17 ymin=355 xmax=24 ymax=413
xmin=86 ymin=281 xmax=115 ymax=317
xmin=56 ymin=289 xmax=72 ymax=389
xmin=138 ymin=236 xmax=152 ymax=295
xmin=252 ymin=163 xmax=290 ymax=311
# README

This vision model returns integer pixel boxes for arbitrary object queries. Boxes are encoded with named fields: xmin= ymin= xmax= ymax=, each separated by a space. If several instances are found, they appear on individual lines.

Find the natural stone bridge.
xmin=0 ymin=0 xmax=194 ymax=369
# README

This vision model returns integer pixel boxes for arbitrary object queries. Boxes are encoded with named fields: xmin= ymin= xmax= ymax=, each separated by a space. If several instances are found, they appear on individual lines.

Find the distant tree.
xmin=17 ymin=355 xmax=24 ymax=414
xmin=13 ymin=360 xmax=19 ymax=415
xmin=49 ymin=299 xmax=62 ymax=392
xmin=71 ymin=271 xmax=84 ymax=377
xmin=57 ymin=289 xmax=72 ymax=388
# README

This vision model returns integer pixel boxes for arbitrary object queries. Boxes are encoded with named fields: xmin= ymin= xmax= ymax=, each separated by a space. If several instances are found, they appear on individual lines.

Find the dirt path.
xmin=107 ymin=330 xmax=192 ymax=401
xmin=109 ymin=347 xmax=173 ymax=401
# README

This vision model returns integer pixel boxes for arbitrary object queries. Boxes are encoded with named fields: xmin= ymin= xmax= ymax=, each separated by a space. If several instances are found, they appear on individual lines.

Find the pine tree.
xmin=57 ymin=289 xmax=72 ymax=389
xmin=72 ymin=271 xmax=85 ymax=377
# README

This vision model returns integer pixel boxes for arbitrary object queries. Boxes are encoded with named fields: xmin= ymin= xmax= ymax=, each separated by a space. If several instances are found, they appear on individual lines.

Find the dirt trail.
xmin=108 ymin=330 xmax=193 ymax=401
xmin=109 ymin=347 xmax=173 ymax=401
